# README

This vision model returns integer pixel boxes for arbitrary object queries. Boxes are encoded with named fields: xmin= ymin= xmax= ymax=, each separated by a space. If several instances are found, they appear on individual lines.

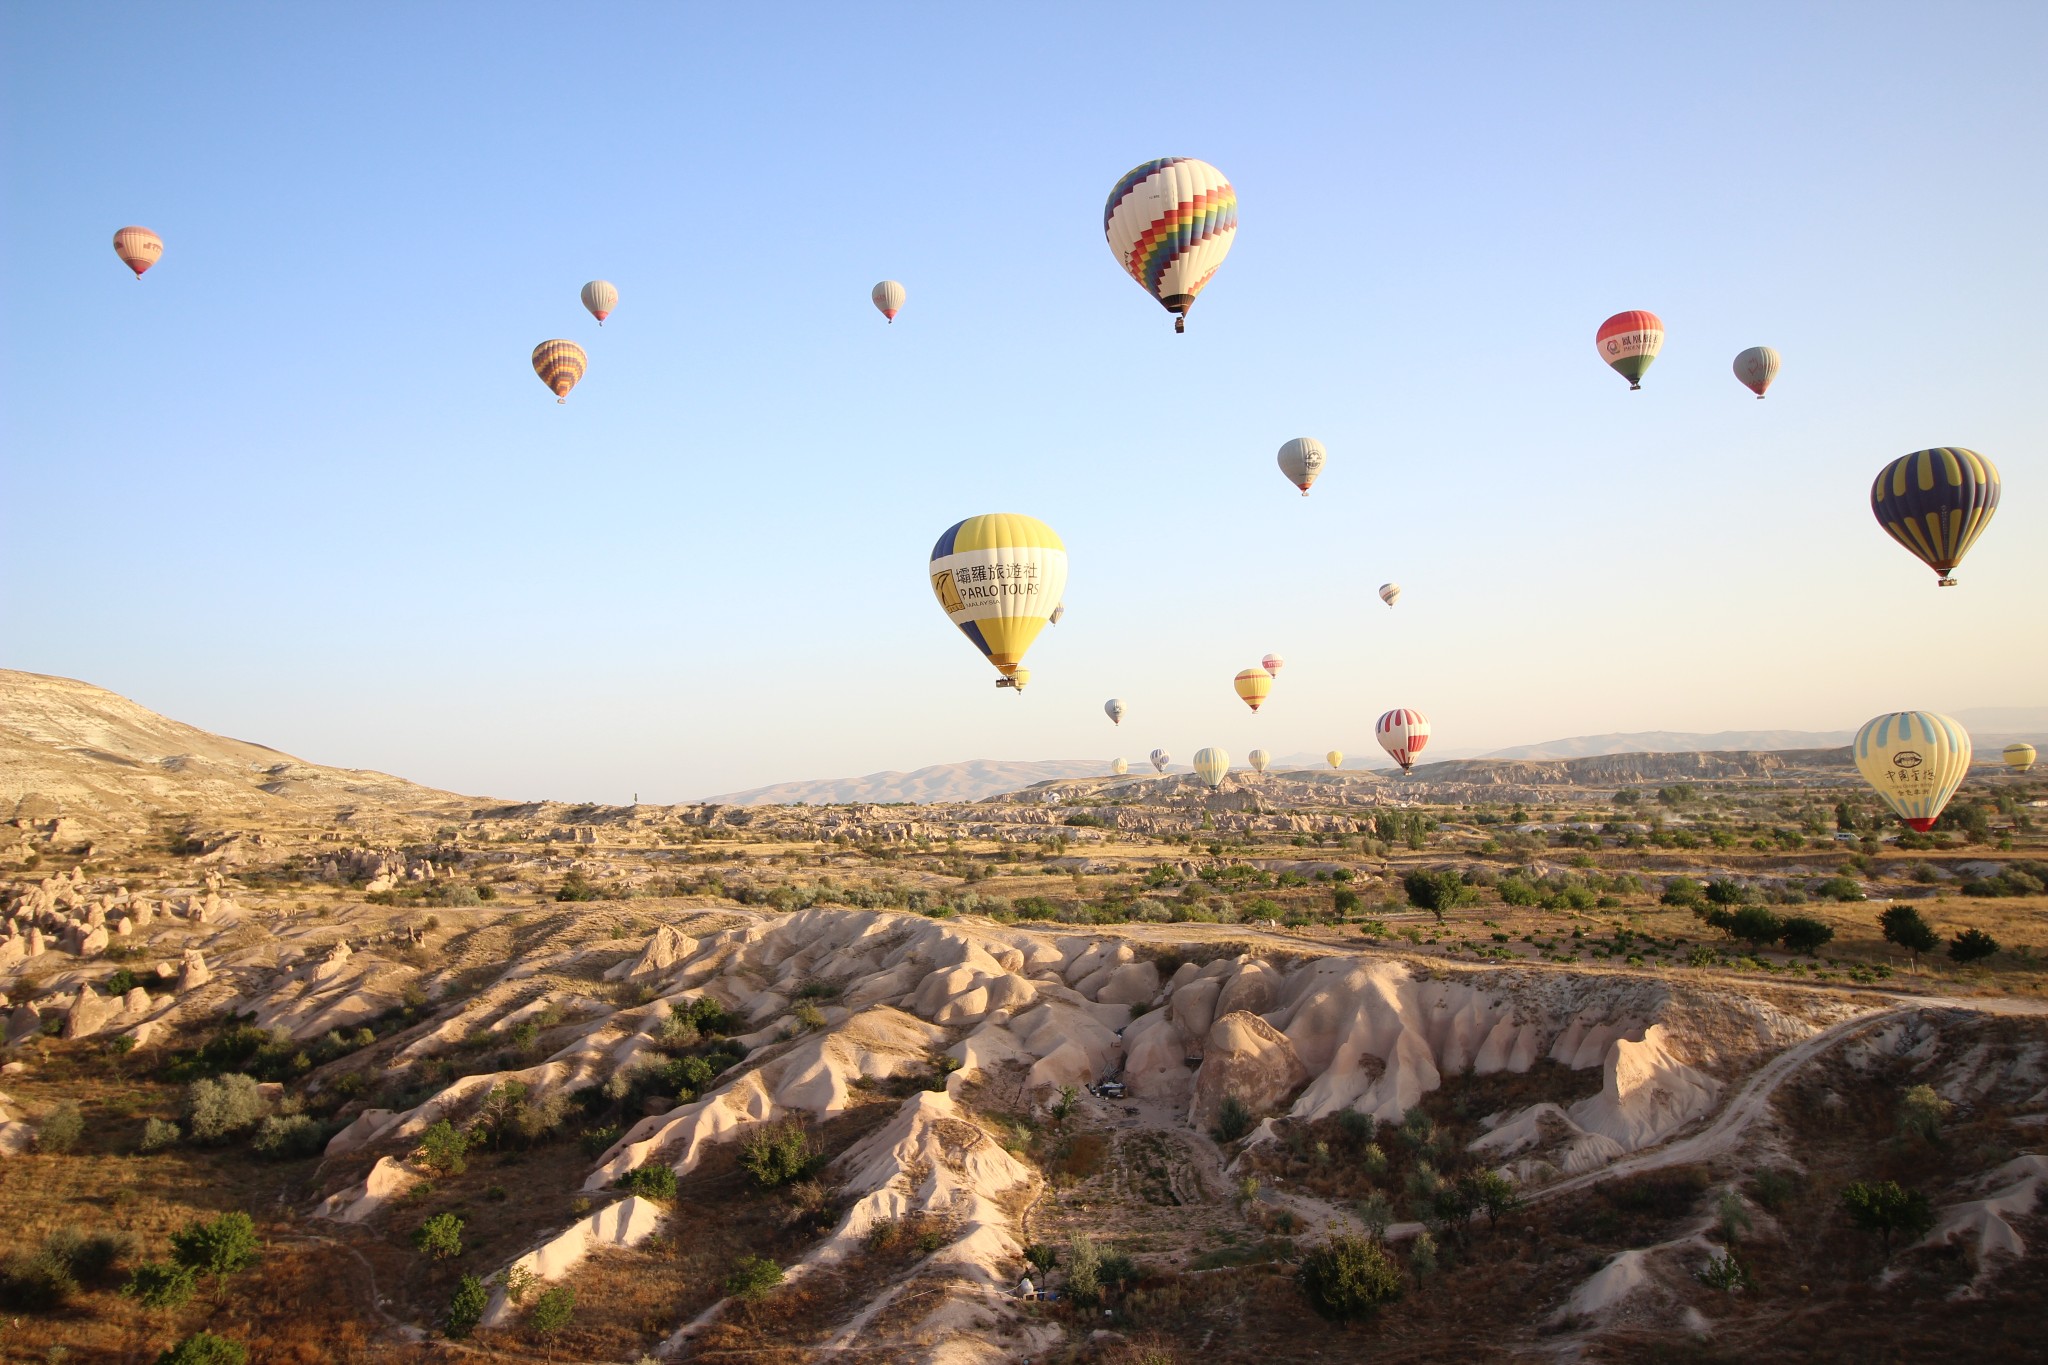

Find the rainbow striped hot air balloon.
xmin=1870 ymin=448 xmax=2001 ymax=587
xmin=929 ymin=514 xmax=1068 ymax=692
xmin=1854 ymin=711 xmax=1972 ymax=831
xmin=113 ymin=226 xmax=163 ymax=279
xmin=581 ymin=280 xmax=618 ymax=325
xmin=1597 ymin=310 xmax=1663 ymax=390
xmin=1376 ymin=709 xmax=1431 ymax=774
xmin=1104 ymin=157 xmax=1237 ymax=333
xmin=2003 ymin=743 xmax=2036 ymax=774
xmin=531 ymin=340 xmax=587 ymax=403
xmin=1234 ymin=667 xmax=1273 ymax=712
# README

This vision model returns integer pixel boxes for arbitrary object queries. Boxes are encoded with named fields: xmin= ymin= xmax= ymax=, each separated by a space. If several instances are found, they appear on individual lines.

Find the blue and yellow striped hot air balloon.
xmin=929 ymin=514 xmax=1068 ymax=692
xmin=1870 ymin=448 xmax=2001 ymax=586
xmin=1854 ymin=711 xmax=1972 ymax=831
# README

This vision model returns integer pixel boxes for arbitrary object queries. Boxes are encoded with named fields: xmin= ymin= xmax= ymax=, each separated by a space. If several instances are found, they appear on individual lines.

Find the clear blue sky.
xmin=4 ymin=4 xmax=2043 ymax=802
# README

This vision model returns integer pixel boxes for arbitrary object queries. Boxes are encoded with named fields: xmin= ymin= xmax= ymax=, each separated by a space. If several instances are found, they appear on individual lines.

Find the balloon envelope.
xmin=1262 ymin=653 xmax=1285 ymax=675
xmin=1234 ymin=667 xmax=1273 ymax=712
xmin=531 ymin=340 xmax=587 ymax=403
xmin=1276 ymin=438 xmax=1326 ymax=495
xmin=1854 ymin=711 xmax=1972 ymax=831
xmin=581 ymin=280 xmax=618 ymax=324
xmin=1597 ymin=310 xmax=1663 ymax=389
xmin=1326 ymin=750 xmax=1344 ymax=770
xmin=112 ymin=226 xmax=163 ymax=278
xmin=2002 ymin=742 xmax=2035 ymax=773
xmin=1150 ymin=749 xmax=1172 ymax=773
xmin=1376 ymin=709 xmax=1431 ymax=773
xmin=930 ymin=513 xmax=1068 ymax=683
xmin=872 ymin=280 xmax=906 ymax=321
xmin=1105 ymin=698 xmax=1126 ymax=725
xmin=1111 ymin=757 xmax=1129 ymax=776
xmin=1104 ymin=157 xmax=1237 ymax=332
xmin=1378 ymin=583 xmax=1401 ymax=608
xmin=1248 ymin=749 xmax=1270 ymax=773
xmin=1193 ymin=747 xmax=1230 ymax=789
xmin=1870 ymin=448 xmax=2001 ymax=586
xmin=1733 ymin=345 xmax=1779 ymax=397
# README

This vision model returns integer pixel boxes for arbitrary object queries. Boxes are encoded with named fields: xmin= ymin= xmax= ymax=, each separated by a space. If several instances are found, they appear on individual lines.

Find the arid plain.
xmin=3 ymin=669 xmax=2044 ymax=1363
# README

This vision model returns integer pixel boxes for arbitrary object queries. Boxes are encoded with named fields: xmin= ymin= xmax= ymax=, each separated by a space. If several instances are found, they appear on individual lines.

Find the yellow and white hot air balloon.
xmin=2002 ymin=742 xmax=2036 ymax=773
xmin=1150 ymin=748 xmax=1172 ymax=773
xmin=1326 ymin=750 xmax=1344 ymax=770
xmin=1378 ymin=583 xmax=1401 ymax=608
xmin=1277 ymin=438 xmax=1326 ymax=496
xmin=1193 ymin=747 xmax=1230 ymax=789
xmin=1104 ymin=157 xmax=1237 ymax=333
xmin=532 ymin=340 xmax=587 ymax=403
xmin=581 ymin=280 xmax=618 ymax=324
xmin=1104 ymin=698 xmax=1126 ymax=725
xmin=113 ymin=226 xmax=163 ymax=279
xmin=930 ymin=514 xmax=1068 ymax=691
xmin=872 ymin=280 xmax=906 ymax=322
xmin=1002 ymin=668 xmax=1031 ymax=694
xmin=1111 ymin=756 xmax=1129 ymax=776
xmin=1234 ymin=667 xmax=1273 ymax=712
xmin=1853 ymin=711 xmax=1972 ymax=831
xmin=1248 ymin=749 xmax=1270 ymax=773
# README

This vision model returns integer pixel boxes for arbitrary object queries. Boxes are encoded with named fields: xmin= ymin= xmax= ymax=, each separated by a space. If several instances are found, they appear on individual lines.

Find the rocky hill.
xmin=702 ymin=758 xmax=1126 ymax=806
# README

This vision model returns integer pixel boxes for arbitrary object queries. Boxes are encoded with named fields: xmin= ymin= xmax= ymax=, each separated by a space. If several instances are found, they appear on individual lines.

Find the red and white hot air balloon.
xmin=113 ymin=226 xmax=163 ymax=279
xmin=872 ymin=280 xmax=906 ymax=322
xmin=1375 ymin=708 xmax=1431 ymax=774
xmin=581 ymin=280 xmax=618 ymax=325
xmin=1596 ymin=310 xmax=1663 ymax=390
xmin=1261 ymin=653 xmax=1285 ymax=676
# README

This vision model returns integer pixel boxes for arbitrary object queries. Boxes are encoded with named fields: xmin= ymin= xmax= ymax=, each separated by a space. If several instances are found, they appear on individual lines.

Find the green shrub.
xmin=1661 ymin=876 xmax=1705 ymax=907
xmin=1497 ymin=875 xmax=1542 ymax=906
xmin=123 ymin=1259 xmax=199 ymax=1309
xmin=1 ymin=1242 xmax=78 ymax=1310
xmin=252 ymin=1113 xmax=327 ymax=1160
xmin=1295 ymin=1235 xmax=1403 ymax=1321
xmin=155 ymin=1332 xmax=247 ymax=1365
xmin=616 ymin=1163 xmax=678 ymax=1201
xmin=1841 ymin=1179 xmax=1933 ymax=1253
xmin=739 ymin=1122 xmax=814 ymax=1188
xmin=1695 ymin=1249 xmax=1751 ymax=1291
xmin=527 ymin=1283 xmax=575 ymax=1337
xmin=726 ymin=1254 xmax=783 ymax=1301
xmin=1064 ymin=1234 xmax=1103 ymax=1306
xmin=170 ymin=1211 xmax=259 ymax=1281
xmin=139 ymin=1118 xmax=183 ymax=1153
xmin=185 ymin=1074 xmax=268 ymax=1142
xmin=414 ymin=1213 xmax=464 ymax=1260
xmin=1211 ymin=1096 xmax=1255 ymax=1144
xmin=1811 ymin=875 xmax=1865 ymax=902
xmin=1403 ymin=870 xmax=1472 ymax=920
xmin=1705 ymin=877 xmax=1751 ymax=906
xmin=555 ymin=870 xmax=600 ymax=902
xmin=444 ymin=1273 xmax=489 ymax=1339
xmin=1780 ymin=916 xmax=1835 ymax=954
xmin=1879 ymin=905 xmax=1940 ymax=965
xmin=1948 ymin=928 xmax=1999 ymax=964
xmin=36 ymin=1101 xmax=83 ymax=1154
xmin=416 ymin=1119 xmax=469 ymax=1176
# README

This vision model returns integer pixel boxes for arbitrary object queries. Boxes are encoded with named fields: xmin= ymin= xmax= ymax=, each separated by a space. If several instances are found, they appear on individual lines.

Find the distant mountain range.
xmin=703 ymin=759 xmax=1121 ymax=806
xmin=1479 ymin=709 xmax=2047 ymax=761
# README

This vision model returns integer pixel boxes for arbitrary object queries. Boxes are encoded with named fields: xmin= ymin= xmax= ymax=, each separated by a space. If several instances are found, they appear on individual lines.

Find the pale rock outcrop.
xmin=178 ymin=949 xmax=210 ymax=991
xmin=25 ymin=927 xmax=45 ymax=958
xmin=120 ymin=986 xmax=151 ymax=1018
xmin=1918 ymin=1154 xmax=2046 ymax=1272
xmin=1213 ymin=960 xmax=1283 ymax=1020
xmin=1121 ymin=1008 xmax=1193 ymax=1102
xmin=1091 ymin=960 xmax=1160 ymax=1007
xmin=7 ymin=1004 xmax=44 ymax=1044
xmin=1567 ymin=1025 xmax=1720 ymax=1151
xmin=64 ymin=988 xmax=120 ymax=1040
xmin=1168 ymin=975 xmax=1223 ymax=1041
xmin=1191 ymin=1011 xmax=1309 ymax=1132
xmin=324 ymin=1108 xmax=402 ymax=1158
xmin=479 ymin=1197 xmax=664 ymax=1327
xmin=604 ymin=925 xmax=697 ymax=981
xmin=315 ymin=1155 xmax=419 ymax=1223
xmin=1557 ymin=1247 xmax=1655 ymax=1322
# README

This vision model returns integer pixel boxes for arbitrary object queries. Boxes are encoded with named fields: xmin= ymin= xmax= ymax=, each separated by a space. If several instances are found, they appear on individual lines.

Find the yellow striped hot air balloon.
xmin=2004 ymin=743 xmax=2036 ymax=773
xmin=1234 ymin=667 xmax=1273 ymax=712
xmin=929 ymin=514 xmax=1068 ymax=691
xmin=532 ymin=340 xmax=587 ymax=403
xmin=112 ymin=226 xmax=162 ymax=279
xmin=1853 ymin=711 xmax=1972 ymax=831
xmin=1326 ymin=750 xmax=1344 ymax=770
xmin=1248 ymin=749 xmax=1270 ymax=773
xmin=1193 ymin=747 xmax=1230 ymax=789
xmin=1870 ymin=448 xmax=2001 ymax=586
xmin=1003 ymin=668 xmax=1031 ymax=694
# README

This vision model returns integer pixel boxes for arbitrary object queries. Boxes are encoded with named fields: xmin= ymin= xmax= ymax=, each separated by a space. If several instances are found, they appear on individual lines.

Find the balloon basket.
xmin=1938 ymin=576 xmax=1957 ymax=587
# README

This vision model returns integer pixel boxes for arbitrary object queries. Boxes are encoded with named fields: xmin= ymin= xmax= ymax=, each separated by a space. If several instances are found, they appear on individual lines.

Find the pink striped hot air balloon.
xmin=1261 ymin=653 xmax=1285 ymax=676
xmin=113 ymin=226 xmax=163 ymax=279
xmin=1376 ymin=708 xmax=1431 ymax=774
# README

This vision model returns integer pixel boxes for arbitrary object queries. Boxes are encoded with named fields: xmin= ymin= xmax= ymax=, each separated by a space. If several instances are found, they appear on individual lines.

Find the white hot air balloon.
xmin=1378 ymin=583 xmax=1401 ymax=608
xmin=1262 ymin=652 xmax=1285 ymax=676
xmin=1150 ymin=749 xmax=1172 ymax=773
xmin=1248 ymin=749 xmax=1270 ymax=773
xmin=1111 ymin=756 xmax=1129 ymax=776
xmin=872 ymin=280 xmax=906 ymax=322
xmin=1193 ymin=747 xmax=1230 ymax=789
xmin=1733 ymin=345 xmax=1781 ymax=398
xmin=581 ymin=280 xmax=618 ymax=324
xmin=1104 ymin=698 xmax=1127 ymax=726
xmin=1277 ymin=438 xmax=1326 ymax=496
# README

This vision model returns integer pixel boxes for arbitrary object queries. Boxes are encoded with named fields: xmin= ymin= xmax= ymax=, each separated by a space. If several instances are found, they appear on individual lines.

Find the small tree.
xmin=155 ymin=1333 xmax=246 ymax=1365
xmin=443 ymin=1273 xmax=489 ymax=1339
xmin=1409 ymin=1229 xmax=1438 ymax=1276
xmin=1403 ymin=871 xmax=1471 ymax=922
xmin=122 ymin=1260 xmax=199 ymax=1310
xmin=1841 ymin=1180 xmax=1934 ymax=1254
xmin=1064 ymin=1234 xmax=1103 ymax=1306
xmin=1023 ymin=1242 xmax=1057 ymax=1274
xmin=1724 ymin=905 xmax=1785 ymax=950
xmin=1212 ymin=1095 xmax=1255 ymax=1143
xmin=738 ymin=1122 xmax=814 ymax=1189
xmin=1296 ymin=1235 xmax=1403 ymax=1321
xmin=1780 ymin=916 xmax=1835 ymax=954
xmin=1356 ymin=1190 xmax=1394 ymax=1240
xmin=185 ymin=1074 xmax=268 ymax=1143
xmin=616 ymin=1163 xmax=678 ymax=1201
xmin=1461 ymin=1169 xmax=1521 ymax=1229
xmin=527 ymin=1284 xmax=575 ymax=1339
xmin=1705 ymin=877 xmax=1751 ymax=907
xmin=413 ymin=1213 xmax=464 ymax=1261
xmin=1660 ymin=877 xmax=1705 ymax=908
xmin=555 ymin=870 xmax=599 ymax=902
xmin=1879 ymin=905 xmax=1940 ymax=968
xmin=36 ymin=1101 xmax=84 ymax=1154
xmin=1896 ymin=1085 xmax=1953 ymax=1144
xmin=726 ymin=1254 xmax=782 ymax=1300
xmin=170 ymin=1211 xmax=259 ymax=1286
xmin=416 ymin=1119 xmax=469 ymax=1177
xmin=1948 ymin=928 xmax=1999 ymax=964
xmin=139 ymin=1118 xmax=183 ymax=1153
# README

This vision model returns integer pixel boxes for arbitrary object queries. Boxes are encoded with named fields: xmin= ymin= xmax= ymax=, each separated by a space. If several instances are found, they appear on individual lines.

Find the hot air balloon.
xmin=1870 ymin=448 xmax=2002 ymax=587
xmin=930 ymin=514 xmax=1068 ymax=691
xmin=1050 ymin=603 xmax=1066 ymax=624
xmin=1853 ymin=711 xmax=1972 ymax=830
xmin=1104 ymin=157 xmax=1237 ymax=333
xmin=1002 ymin=668 xmax=1031 ymax=694
xmin=1249 ymin=749 xmax=1270 ymax=773
xmin=872 ymin=280 xmax=905 ymax=322
xmin=1262 ymin=653 xmax=1285 ymax=676
xmin=1193 ymin=747 xmax=1230 ymax=789
xmin=531 ymin=340 xmax=587 ymax=403
xmin=1596 ymin=310 xmax=1663 ymax=390
xmin=1150 ymin=749 xmax=1172 ymax=773
xmin=581 ymin=280 xmax=618 ymax=325
xmin=112 ymin=226 xmax=163 ymax=279
xmin=1277 ymin=438 xmax=1326 ymax=496
xmin=1378 ymin=583 xmax=1401 ymax=609
xmin=1105 ymin=699 xmax=1126 ymax=726
xmin=1376 ymin=708 xmax=1431 ymax=774
xmin=1733 ymin=346 xmax=1779 ymax=398
xmin=1234 ymin=667 xmax=1273 ymax=712
xmin=2004 ymin=743 xmax=2036 ymax=774
xmin=1326 ymin=750 xmax=1344 ymax=770
xmin=1111 ymin=757 xmax=1129 ymax=776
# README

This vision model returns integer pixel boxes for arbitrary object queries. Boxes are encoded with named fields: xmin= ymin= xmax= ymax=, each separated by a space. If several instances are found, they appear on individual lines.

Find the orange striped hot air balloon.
xmin=113 ymin=226 xmax=163 ymax=279
xmin=1234 ymin=667 xmax=1273 ymax=712
xmin=531 ymin=340 xmax=587 ymax=404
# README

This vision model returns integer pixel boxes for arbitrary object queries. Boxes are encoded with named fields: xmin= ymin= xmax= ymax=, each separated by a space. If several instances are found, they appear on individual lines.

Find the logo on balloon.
xmin=1892 ymin=751 xmax=1923 ymax=769
xmin=931 ymin=571 xmax=962 ymax=616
